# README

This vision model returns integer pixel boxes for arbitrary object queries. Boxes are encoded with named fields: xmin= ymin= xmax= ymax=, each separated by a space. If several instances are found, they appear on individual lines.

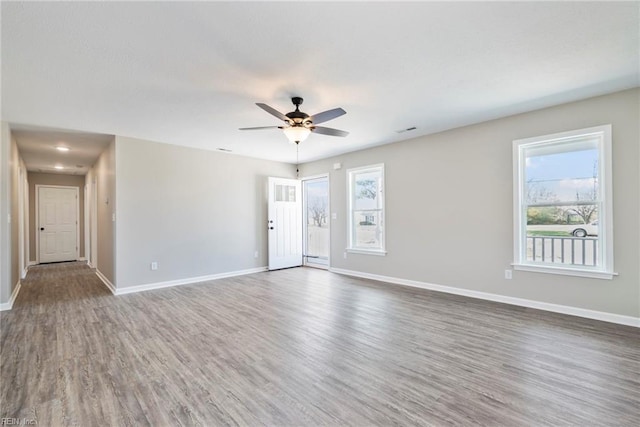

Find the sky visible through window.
xmin=526 ymin=148 xmax=598 ymax=202
xmin=305 ymin=180 xmax=326 ymax=200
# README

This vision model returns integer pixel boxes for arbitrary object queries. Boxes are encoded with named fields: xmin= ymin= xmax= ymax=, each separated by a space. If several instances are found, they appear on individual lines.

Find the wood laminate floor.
xmin=1 ymin=262 xmax=639 ymax=426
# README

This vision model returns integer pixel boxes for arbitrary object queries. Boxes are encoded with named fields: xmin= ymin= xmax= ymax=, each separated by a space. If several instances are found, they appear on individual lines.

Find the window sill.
xmin=346 ymin=248 xmax=387 ymax=256
xmin=512 ymin=263 xmax=617 ymax=280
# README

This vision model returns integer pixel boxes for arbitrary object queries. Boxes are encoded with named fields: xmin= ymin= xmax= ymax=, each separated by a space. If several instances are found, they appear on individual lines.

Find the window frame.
xmin=512 ymin=125 xmax=615 ymax=279
xmin=347 ymin=163 xmax=386 ymax=256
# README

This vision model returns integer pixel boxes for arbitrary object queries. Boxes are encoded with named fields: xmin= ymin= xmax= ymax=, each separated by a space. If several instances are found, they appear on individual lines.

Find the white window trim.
xmin=512 ymin=125 xmax=615 ymax=279
xmin=346 ymin=248 xmax=388 ymax=256
xmin=347 ymin=163 xmax=386 ymax=255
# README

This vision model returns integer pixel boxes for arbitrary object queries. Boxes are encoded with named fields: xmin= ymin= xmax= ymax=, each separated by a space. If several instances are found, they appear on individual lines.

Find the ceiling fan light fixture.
xmin=283 ymin=126 xmax=311 ymax=144
xmin=240 ymin=97 xmax=348 ymax=144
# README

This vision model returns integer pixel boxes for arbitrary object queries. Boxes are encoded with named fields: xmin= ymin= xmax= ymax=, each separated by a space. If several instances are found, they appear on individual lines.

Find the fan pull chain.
xmin=296 ymin=142 xmax=299 ymax=178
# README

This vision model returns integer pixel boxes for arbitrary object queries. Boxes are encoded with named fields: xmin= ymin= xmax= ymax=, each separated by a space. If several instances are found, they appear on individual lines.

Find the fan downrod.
xmin=286 ymin=97 xmax=309 ymax=122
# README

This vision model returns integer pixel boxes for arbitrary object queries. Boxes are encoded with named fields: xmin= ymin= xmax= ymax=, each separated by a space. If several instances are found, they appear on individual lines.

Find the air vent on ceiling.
xmin=217 ymin=148 xmax=232 ymax=152
xmin=396 ymin=126 xmax=417 ymax=134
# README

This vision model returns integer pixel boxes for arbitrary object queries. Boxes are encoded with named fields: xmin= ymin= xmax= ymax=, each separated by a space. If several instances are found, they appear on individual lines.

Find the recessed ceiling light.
xmin=56 ymin=146 xmax=70 ymax=152
xmin=54 ymin=165 xmax=64 ymax=170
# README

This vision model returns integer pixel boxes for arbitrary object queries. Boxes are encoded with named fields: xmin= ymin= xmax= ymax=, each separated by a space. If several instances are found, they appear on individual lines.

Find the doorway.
xmin=36 ymin=185 xmax=79 ymax=263
xmin=302 ymin=175 xmax=330 ymax=268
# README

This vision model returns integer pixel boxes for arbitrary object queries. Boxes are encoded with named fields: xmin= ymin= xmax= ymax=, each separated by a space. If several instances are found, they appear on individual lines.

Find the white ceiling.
xmin=2 ymin=1 xmax=638 ymax=165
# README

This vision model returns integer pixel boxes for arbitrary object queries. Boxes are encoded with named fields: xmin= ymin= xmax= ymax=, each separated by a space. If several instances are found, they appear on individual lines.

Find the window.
xmin=513 ymin=125 xmax=614 ymax=279
xmin=347 ymin=164 xmax=386 ymax=255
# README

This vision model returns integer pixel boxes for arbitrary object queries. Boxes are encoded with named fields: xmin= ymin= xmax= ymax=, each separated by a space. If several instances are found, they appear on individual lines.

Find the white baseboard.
xmin=113 ymin=267 xmax=268 ymax=296
xmin=79 ymin=257 xmax=87 ymax=261
xmin=95 ymin=269 xmax=116 ymax=294
xmin=28 ymin=261 xmax=37 ymax=267
xmin=330 ymin=267 xmax=640 ymax=328
xmin=0 ymin=281 xmax=22 ymax=311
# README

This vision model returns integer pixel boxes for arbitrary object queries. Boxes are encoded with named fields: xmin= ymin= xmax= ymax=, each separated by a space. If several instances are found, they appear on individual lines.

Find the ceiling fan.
xmin=239 ymin=97 xmax=349 ymax=144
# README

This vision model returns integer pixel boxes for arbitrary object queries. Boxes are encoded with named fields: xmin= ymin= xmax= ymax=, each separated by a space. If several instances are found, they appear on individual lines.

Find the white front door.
xmin=268 ymin=177 xmax=302 ymax=270
xmin=38 ymin=186 xmax=78 ymax=263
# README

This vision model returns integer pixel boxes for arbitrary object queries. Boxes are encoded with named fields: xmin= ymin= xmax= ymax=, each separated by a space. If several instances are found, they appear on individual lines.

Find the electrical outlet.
xmin=504 ymin=269 xmax=512 ymax=280
xmin=151 ymin=262 xmax=158 ymax=271
xmin=343 ymin=252 xmax=347 ymax=259
xmin=254 ymin=251 xmax=259 ymax=259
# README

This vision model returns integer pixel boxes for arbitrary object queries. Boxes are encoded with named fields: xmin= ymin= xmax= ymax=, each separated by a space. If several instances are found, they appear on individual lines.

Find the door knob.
xmin=269 ymin=227 xmax=274 ymax=230
xmin=40 ymin=227 xmax=45 ymax=231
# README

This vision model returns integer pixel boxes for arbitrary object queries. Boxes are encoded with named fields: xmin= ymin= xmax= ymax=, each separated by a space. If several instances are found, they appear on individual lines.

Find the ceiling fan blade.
xmin=238 ymin=126 xmax=282 ymax=131
xmin=312 ymin=126 xmax=349 ymax=137
xmin=309 ymin=108 xmax=346 ymax=125
xmin=256 ymin=103 xmax=289 ymax=122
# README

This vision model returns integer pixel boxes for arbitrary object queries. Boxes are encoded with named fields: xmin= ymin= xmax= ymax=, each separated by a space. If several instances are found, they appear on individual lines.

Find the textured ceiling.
xmin=2 ymin=1 xmax=639 ymax=165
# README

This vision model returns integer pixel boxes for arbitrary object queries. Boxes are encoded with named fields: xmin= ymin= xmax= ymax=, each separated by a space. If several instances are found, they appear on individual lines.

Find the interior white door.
xmin=268 ymin=177 xmax=302 ymax=270
xmin=38 ymin=186 xmax=78 ymax=263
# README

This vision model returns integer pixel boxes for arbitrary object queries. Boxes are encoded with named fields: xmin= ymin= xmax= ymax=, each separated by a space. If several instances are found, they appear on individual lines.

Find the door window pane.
xmin=275 ymin=184 xmax=296 ymax=202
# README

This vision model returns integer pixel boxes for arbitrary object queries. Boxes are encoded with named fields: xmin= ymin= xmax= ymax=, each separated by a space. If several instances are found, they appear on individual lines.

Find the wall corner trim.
xmin=329 ymin=267 xmax=640 ymax=328
xmin=0 ymin=281 xmax=22 ymax=311
xmin=113 ymin=267 xmax=268 ymax=296
xmin=95 ymin=269 xmax=116 ymax=295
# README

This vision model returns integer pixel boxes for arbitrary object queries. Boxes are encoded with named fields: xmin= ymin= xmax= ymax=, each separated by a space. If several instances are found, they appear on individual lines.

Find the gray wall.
xmin=94 ymin=139 xmax=116 ymax=285
xmin=114 ymin=136 xmax=295 ymax=289
xmin=0 ymin=123 xmax=26 ymax=305
xmin=28 ymin=172 xmax=86 ymax=261
xmin=300 ymin=88 xmax=640 ymax=318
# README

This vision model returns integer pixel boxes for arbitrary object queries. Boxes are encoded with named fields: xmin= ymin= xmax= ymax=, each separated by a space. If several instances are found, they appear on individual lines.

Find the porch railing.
xmin=526 ymin=236 xmax=598 ymax=266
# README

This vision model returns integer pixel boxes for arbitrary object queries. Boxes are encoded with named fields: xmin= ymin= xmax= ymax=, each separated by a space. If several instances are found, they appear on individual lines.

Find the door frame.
xmin=90 ymin=176 xmax=98 ymax=269
xmin=84 ymin=184 xmax=89 ymax=264
xmin=18 ymin=165 xmax=28 ymax=278
xmin=301 ymin=173 xmax=331 ymax=270
xmin=35 ymin=184 xmax=80 ymax=264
